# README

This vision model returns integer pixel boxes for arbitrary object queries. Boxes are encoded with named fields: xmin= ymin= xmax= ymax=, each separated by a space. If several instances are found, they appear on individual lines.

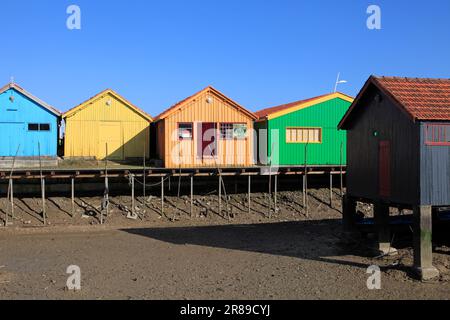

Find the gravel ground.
xmin=1 ymin=188 xmax=450 ymax=300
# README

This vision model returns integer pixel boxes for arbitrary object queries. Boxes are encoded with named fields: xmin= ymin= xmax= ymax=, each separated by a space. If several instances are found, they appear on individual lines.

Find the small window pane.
xmin=286 ymin=128 xmax=322 ymax=143
xmin=178 ymin=123 xmax=193 ymax=140
xmin=220 ymin=123 xmax=234 ymax=140
xmin=28 ymin=123 xmax=39 ymax=131
xmin=233 ymin=124 xmax=247 ymax=139
xmin=40 ymin=124 xmax=50 ymax=131
xmin=426 ymin=124 xmax=450 ymax=145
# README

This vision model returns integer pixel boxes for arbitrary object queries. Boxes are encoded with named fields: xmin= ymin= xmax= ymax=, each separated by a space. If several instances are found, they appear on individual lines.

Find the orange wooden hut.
xmin=154 ymin=86 xmax=257 ymax=168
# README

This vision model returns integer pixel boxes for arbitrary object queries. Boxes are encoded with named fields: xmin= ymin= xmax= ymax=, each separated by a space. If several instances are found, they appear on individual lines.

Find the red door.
xmin=201 ymin=123 xmax=217 ymax=158
xmin=379 ymin=141 xmax=391 ymax=197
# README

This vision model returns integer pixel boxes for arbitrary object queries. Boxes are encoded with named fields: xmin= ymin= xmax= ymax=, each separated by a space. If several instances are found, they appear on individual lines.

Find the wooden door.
xmin=99 ymin=122 xmax=123 ymax=160
xmin=201 ymin=123 xmax=217 ymax=159
xmin=379 ymin=141 xmax=391 ymax=197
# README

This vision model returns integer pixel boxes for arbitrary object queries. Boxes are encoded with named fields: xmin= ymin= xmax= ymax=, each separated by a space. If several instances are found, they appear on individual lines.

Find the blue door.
xmin=0 ymin=122 xmax=25 ymax=157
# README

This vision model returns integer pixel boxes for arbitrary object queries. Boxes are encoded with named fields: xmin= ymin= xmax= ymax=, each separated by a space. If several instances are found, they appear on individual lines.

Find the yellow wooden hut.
xmin=63 ymin=89 xmax=152 ymax=161
xmin=154 ymin=86 xmax=258 ymax=168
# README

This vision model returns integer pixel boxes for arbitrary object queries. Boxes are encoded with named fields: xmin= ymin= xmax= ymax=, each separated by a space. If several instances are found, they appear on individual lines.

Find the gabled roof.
xmin=0 ymin=83 xmax=61 ymax=116
xmin=154 ymin=86 xmax=258 ymax=121
xmin=339 ymin=76 xmax=450 ymax=129
xmin=256 ymin=92 xmax=354 ymax=121
xmin=63 ymin=89 xmax=153 ymax=121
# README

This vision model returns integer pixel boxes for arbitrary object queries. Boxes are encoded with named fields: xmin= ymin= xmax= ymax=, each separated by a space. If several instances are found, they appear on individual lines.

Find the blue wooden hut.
xmin=0 ymin=83 xmax=61 ymax=157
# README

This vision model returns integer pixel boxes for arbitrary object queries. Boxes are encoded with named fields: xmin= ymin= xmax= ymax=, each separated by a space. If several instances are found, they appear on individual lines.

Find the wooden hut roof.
xmin=339 ymin=76 xmax=450 ymax=129
xmin=63 ymin=89 xmax=153 ymax=121
xmin=256 ymin=92 xmax=354 ymax=121
xmin=154 ymin=86 xmax=258 ymax=121
xmin=0 ymin=83 xmax=61 ymax=116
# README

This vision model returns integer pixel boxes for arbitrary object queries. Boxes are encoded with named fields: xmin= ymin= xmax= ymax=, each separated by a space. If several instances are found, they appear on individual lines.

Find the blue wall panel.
xmin=0 ymin=88 xmax=58 ymax=157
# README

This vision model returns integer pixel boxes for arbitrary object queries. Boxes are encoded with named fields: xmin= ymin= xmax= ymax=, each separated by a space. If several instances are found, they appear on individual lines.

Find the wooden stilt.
xmin=190 ymin=175 xmax=194 ymax=218
xmin=143 ymin=146 xmax=146 ymax=199
xmin=5 ymin=145 xmax=21 ymax=226
xmin=38 ymin=142 xmax=46 ymax=225
xmin=71 ymin=177 xmax=75 ymax=217
xmin=304 ymin=142 xmax=309 ymax=217
xmin=274 ymin=174 xmax=278 ymax=212
xmin=340 ymin=142 xmax=344 ymax=197
xmin=248 ymin=175 xmax=251 ymax=215
xmin=9 ymin=179 xmax=14 ymax=220
xmin=41 ymin=179 xmax=46 ymax=225
xmin=218 ymin=173 xmax=222 ymax=216
xmin=161 ymin=176 xmax=164 ymax=216
xmin=268 ymin=173 xmax=272 ymax=218
xmin=131 ymin=174 xmax=135 ymax=216
xmin=329 ymin=172 xmax=333 ymax=208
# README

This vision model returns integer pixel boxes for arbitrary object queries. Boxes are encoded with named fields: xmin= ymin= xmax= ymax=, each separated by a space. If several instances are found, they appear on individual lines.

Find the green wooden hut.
xmin=255 ymin=92 xmax=354 ymax=166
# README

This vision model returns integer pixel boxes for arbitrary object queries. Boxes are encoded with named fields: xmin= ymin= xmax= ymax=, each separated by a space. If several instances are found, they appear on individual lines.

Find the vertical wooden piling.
xmin=218 ymin=173 xmax=222 ymax=216
xmin=143 ymin=146 xmax=146 ymax=199
xmin=248 ymin=175 xmax=251 ymax=215
xmin=71 ymin=177 xmax=75 ymax=217
xmin=9 ymin=179 xmax=14 ymax=220
xmin=38 ymin=142 xmax=46 ymax=225
xmin=329 ymin=172 xmax=333 ymax=208
xmin=190 ymin=175 xmax=194 ymax=218
xmin=131 ymin=174 xmax=135 ymax=217
xmin=5 ymin=145 xmax=21 ymax=226
xmin=340 ymin=142 xmax=344 ymax=197
xmin=274 ymin=174 xmax=278 ymax=211
xmin=161 ymin=176 xmax=164 ymax=215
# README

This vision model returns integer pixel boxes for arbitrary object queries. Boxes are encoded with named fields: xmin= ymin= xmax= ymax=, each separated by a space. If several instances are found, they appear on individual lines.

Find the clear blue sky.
xmin=1 ymin=0 xmax=449 ymax=115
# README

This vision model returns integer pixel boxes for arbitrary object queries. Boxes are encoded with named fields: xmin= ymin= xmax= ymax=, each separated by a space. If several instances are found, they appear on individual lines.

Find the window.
xmin=220 ymin=124 xmax=234 ymax=140
xmin=28 ymin=123 xmax=51 ymax=132
xmin=178 ymin=123 xmax=193 ymax=140
xmin=28 ymin=123 xmax=39 ymax=131
xmin=40 ymin=124 xmax=50 ymax=131
xmin=425 ymin=124 xmax=450 ymax=146
xmin=220 ymin=123 xmax=247 ymax=140
xmin=286 ymin=127 xmax=322 ymax=144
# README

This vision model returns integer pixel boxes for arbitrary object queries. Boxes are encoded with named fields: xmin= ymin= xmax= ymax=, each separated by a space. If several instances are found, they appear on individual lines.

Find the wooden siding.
xmin=0 ymin=88 xmax=59 ymax=157
xmin=346 ymin=85 xmax=420 ymax=205
xmin=264 ymin=97 xmax=351 ymax=166
xmin=157 ymin=90 xmax=254 ymax=168
xmin=64 ymin=92 xmax=150 ymax=160
xmin=420 ymin=122 xmax=450 ymax=206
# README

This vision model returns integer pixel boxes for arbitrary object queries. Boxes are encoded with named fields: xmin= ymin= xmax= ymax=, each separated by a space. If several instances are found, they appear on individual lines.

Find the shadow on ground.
xmin=122 ymin=220 xmax=413 ymax=274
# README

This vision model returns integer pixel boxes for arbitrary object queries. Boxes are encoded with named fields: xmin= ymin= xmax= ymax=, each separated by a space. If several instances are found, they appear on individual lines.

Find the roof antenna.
xmin=9 ymin=76 xmax=14 ymax=85
xmin=334 ymin=72 xmax=348 ymax=93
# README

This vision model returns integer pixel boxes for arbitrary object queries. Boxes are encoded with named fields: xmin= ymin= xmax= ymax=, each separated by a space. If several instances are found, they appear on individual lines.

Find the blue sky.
xmin=1 ymin=0 xmax=449 ymax=115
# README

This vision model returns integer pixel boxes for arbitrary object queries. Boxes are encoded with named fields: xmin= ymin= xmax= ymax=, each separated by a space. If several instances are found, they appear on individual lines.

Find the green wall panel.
xmin=265 ymin=97 xmax=351 ymax=166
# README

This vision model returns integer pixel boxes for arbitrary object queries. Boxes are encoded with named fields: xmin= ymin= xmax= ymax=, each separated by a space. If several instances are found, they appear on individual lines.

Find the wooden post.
xmin=131 ymin=174 xmax=135 ymax=217
xmin=340 ymin=142 xmax=344 ymax=197
xmin=9 ymin=179 xmax=14 ymax=220
xmin=374 ymin=202 xmax=392 ymax=255
xmin=71 ymin=177 xmax=75 ymax=217
xmin=5 ymin=144 xmax=20 ymax=226
xmin=248 ymin=175 xmax=251 ymax=215
xmin=38 ymin=142 xmax=46 ymax=225
xmin=268 ymin=173 xmax=272 ymax=218
xmin=41 ymin=179 xmax=46 ymax=225
xmin=304 ymin=142 xmax=309 ymax=217
xmin=413 ymin=205 xmax=439 ymax=280
xmin=190 ymin=175 xmax=194 ymax=218
xmin=274 ymin=174 xmax=278 ymax=212
xmin=329 ymin=172 xmax=333 ymax=208
xmin=218 ymin=173 xmax=222 ymax=216
xmin=161 ymin=176 xmax=164 ymax=215
xmin=342 ymin=195 xmax=357 ymax=231
xmin=143 ymin=146 xmax=146 ymax=199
